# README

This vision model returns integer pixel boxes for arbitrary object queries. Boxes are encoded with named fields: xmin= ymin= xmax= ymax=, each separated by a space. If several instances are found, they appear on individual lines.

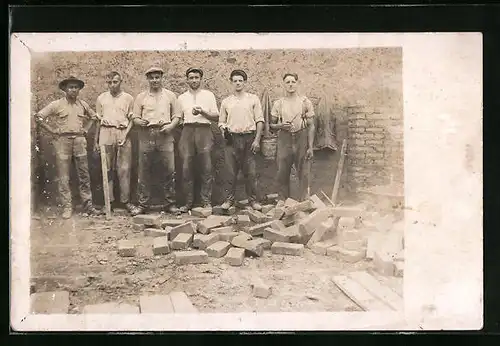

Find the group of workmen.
xmin=35 ymin=66 xmax=316 ymax=219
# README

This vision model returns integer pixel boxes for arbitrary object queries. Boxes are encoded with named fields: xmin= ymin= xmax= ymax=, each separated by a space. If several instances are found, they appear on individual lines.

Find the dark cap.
xmin=230 ymin=69 xmax=247 ymax=81
xmin=186 ymin=67 xmax=204 ymax=78
xmin=58 ymin=76 xmax=85 ymax=91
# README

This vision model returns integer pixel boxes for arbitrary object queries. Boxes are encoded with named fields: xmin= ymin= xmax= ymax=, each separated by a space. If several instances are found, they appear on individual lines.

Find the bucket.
xmin=261 ymin=136 xmax=278 ymax=160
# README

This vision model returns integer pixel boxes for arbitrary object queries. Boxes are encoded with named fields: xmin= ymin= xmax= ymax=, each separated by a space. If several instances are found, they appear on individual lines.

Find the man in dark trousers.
xmin=35 ymin=76 xmax=103 ymax=219
xmin=270 ymin=73 xmax=315 ymax=202
xmin=218 ymin=69 xmax=264 ymax=211
xmin=177 ymin=68 xmax=219 ymax=212
xmin=131 ymin=67 xmax=181 ymax=215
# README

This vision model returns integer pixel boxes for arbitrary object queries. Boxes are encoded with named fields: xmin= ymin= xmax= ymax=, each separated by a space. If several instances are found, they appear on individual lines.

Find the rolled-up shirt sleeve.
xmin=95 ymin=96 xmax=103 ymax=119
xmin=126 ymin=95 xmax=135 ymax=119
xmin=170 ymin=95 xmax=182 ymax=120
xmin=36 ymin=101 xmax=56 ymax=122
xmin=304 ymin=97 xmax=315 ymax=118
xmin=218 ymin=99 xmax=228 ymax=126
xmin=270 ymin=99 xmax=281 ymax=120
xmin=208 ymin=92 xmax=219 ymax=115
xmin=253 ymin=95 xmax=264 ymax=123
xmin=80 ymin=100 xmax=97 ymax=120
xmin=132 ymin=93 xmax=144 ymax=119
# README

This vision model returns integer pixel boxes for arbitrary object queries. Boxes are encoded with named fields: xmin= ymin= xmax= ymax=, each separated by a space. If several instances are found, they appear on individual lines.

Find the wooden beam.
xmin=331 ymin=139 xmax=347 ymax=204
xmin=332 ymin=275 xmax=391 ymax=311
xmin=99 ymin=145 xmax=111 ymax=219
xmin=348 ymin=271 xmax=403 ymax=311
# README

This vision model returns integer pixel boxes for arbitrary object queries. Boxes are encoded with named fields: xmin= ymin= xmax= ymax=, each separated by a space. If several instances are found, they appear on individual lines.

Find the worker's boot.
xmin=250 ymin=201 xmax=262 ymax=211
xmin=220 ymin=200 xmax=233 ymax=210
xmin=61 ymin=207 xmax=72 ymax=219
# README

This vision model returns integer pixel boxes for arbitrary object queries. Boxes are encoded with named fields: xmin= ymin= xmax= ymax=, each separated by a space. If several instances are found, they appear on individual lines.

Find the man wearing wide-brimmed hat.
xmin=131 ymin=66 xmax=181 ymax=215
xmin=176 ymin=67 xmax=219 ymax=213
xmin=35 ymin=76 xmax=103 ymax=219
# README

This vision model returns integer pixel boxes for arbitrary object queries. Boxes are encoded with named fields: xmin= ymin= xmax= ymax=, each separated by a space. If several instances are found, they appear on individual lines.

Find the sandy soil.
xmin=30 ymin=209 xmax=402 ymax=313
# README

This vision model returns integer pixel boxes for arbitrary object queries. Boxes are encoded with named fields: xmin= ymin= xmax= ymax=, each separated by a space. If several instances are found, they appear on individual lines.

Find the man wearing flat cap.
xmin=131 ymin=66 xmax=181 ymax=215
xmin=177 ymin=67 xmax=219 ymax=212
xmin=218 ymin=69 xmax=265 ymax=211
xmin=35 ymin=76 xmax=103 ymax=219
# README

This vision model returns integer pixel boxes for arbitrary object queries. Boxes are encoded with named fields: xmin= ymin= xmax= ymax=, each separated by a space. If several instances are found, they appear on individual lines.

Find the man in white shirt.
xmin=270 ymin=72 xmax=315 ymax=202
xmin=218 ymin=69 xmax=264 ymax=210
xmin=177 ymin=68 xmax=219 ymax=212
xmin=131 ymin=67 xmax=181 ymax=215
xmin=93 ymin=71 xmax=137 ymax=214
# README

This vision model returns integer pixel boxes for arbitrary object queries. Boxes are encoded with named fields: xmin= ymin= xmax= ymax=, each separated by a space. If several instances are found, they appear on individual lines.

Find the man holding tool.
xmin=35 ymin=76 xmax=103 ymax=219
xmin=270 ymin=72 xmax=316 ymax=202
xmin=218 ymin=69 xmax=265 ymax=211
xmin=94 ymin=71 xmax=137 ymax=214
xmin=131 ymin=66 xmax=181 ymax=215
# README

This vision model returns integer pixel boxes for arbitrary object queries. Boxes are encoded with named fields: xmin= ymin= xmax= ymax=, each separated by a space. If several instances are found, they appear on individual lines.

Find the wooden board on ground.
xmin=348 ymin=271 xmax=403 ymax=311
xmin=169 ymin=291 xmax=198 ymax=313
xmin=100 ymin=145 xmax=112 ymax=219
xmin=332 ymin=275 xmax=391 ymax=311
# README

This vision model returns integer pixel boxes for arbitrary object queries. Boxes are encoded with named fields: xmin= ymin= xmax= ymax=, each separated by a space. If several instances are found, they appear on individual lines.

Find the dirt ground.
xmin=30 ymin=207 xmax=403 ymax=313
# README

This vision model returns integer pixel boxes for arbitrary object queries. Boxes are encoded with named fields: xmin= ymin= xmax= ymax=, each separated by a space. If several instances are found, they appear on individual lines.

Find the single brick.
xmin=261 ymin=204 xmax=274 ymax=214
xmin=83 ymin=302 xmax=140 ymax=314
xmin=132 ymin=223 xmax=146 ymax=232
xmin=271 ymin=242 xmax=304 ymax=256
xmin=191 ymin=207 xmax=212 ymax=218
xmin=247 ymin=209 xmax=270 ymax=223
xmin=174 ymin=250 xmax=209 ymax=265
xmin=169 ymin=291 xmax=198 ymax=313
xmin=237 ymin=231 xmax=253 ymax=240
xmin=247 ymin=220 xmax=284 ymax=236
xmin=244 ymin=239 xmax=264 ymax=257
xmin=263 ymin=227 xmax=292 ymax=243
xmin=306 ymin=218 xmax=335 ymax=247
xmin=231 ymin=234 xmax=251 ymax=248
xmin=218 ymin=232 xmax=239 ymax=242
xmin=331 ymin=206 xmax=365 ymax=218
xmin=339 ymin=229 xmax=363 ymax=243
xmin=373 ymin=250 xmax=395 ymax=276
xmin=341 ymin=238 xmax=367 ymax=251
xmin=284 ymin=200 xmax=313 ymax=216
xmin=225 ymin=247 xmax=245 ymax=266
xmin=273 ymin=206 xmax=286 ymax=220
xmin=310 ymin=240 xmax=337 ymax=255
xmin=118 ymin=240 xmax=136 ymax=257
xmin=133 ymin=214 xmax=161 ymax=226
xmin=284 ymin=198 xmax=299 ymax=208
xmin=171 ymin=233 xmax=193 ymax=250
xmin=198 ymin=215 xmax=233 ymax=234
xmin=265 ymin=208 xmax=276 ymax=218
xmin=192 ymin=234 xmax=205 ymax=249
xmin=206 ymin=241 xmax=232 ymax=258
xmin=236 ymin=199 xmax=250 ymax=209
xmin=265 ymin=193 xmax=279 ymax=203
xmin=153 ymin=237 xmax=171 ymax=255
xmin=170 ymin=221 xmax=197 ymax=240
xmin=327 ymin=246 xmax=365 ymax=263
xmin=162 ymin=218 xmax=198 ymax=228
xmin=252 ymin=237 xmax=272 ymax=250
xmin=298 ymin=208 xmax=333 ymax=240
xmin=252 ymin=282 xmax=272 ymax=298
xmin=309 ymin=194 xmax=327 ymax=210
xmin=210 ymin=226 xmax=235 ymax=234
xmin=30 ymin=291 xmax=70 ymax=314
xmin=139 ymin=295 xmax=174 ymax=313
xmin=225 ymin=206 xmax=237 ymax=215
xmin=144 ymin=228 xmax=169 ymax=238
xmin=338 ymin=217 xmax=356 ymax=231
xmin=212 ymin=205 xmax=224 ymax=215
xmin=236 ymin=214 xmax=251 ymax=227
xmin=199 ymin=233 xmax=220 ymax=250
xmin=394 ymin=261 xmax=404 ymax=277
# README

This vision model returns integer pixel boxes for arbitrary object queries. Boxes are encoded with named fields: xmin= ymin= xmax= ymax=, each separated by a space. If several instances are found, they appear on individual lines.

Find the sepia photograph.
xmin=10 ymin=32 xmax=482 ymax=331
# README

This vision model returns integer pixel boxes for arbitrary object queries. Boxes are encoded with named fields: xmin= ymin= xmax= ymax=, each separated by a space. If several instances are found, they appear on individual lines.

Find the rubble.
xmin=171 ymin=233 xmax=193 ymax=250
xmin=170 ymin=221 xmax=197 ymax=240
xmin=225 ymin=247 xmax=245 ymax=266
xmin=309 ymin=194 xmax=327 ymax=210
xmin=198 ymin=215 xmax=233 ymax=234
xmin=310 ymin=240 xmax=337 ymax=255
xmin=153 ymin=237 xmax=171 ymax=255
xmin=252 ymin=282 xmax=272 ymax=298
xmin=263 ymin=227 xmax=292 ymax=243
xmin=206 ymin=241 xmax=232 ymax=258
xmin=118 ymin=240 xmax=136 ymax=257
xmin=271 ymin=242 xmax=304 ymax=256
xmin=174 ymin=250 xmax=209 ymax=265
xmin=306 ymin=217 xmax=336 ymax=247
xmin=132 ymin=214 xmax=161 ymax=227
xmin=144 ymin=228 xmax=169 ymax=238
xmin=191 ymin=207 xmax=212 ymax=218
xmin=198 ymin=233 xmax=220 ymax=250
xmin=326 ymin=246 xmax=365 ymax=263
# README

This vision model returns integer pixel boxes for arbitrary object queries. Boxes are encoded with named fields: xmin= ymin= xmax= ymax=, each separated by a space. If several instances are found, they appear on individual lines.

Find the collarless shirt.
xmin=219 ymin=92 xmax=264 ymax=133
xmin=177 ymin=89 xmax=219 ymax=125
xmin=96 ymin=91 xmax=134 ymax=128
xmin=37 ymin=97 xmax=96 ymax=133
xmin=133 ymin=88 xmax=180 ymax=126
xmin=271 ymin=95 xmax=315 ymax=133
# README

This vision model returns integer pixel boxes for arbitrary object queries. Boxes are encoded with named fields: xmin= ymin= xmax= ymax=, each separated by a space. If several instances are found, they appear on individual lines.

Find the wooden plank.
xmin=332 ymin=275 xmax=391 ymax=311
xmin=330 ymin=139 xmax=347 ymax=204
xmin=348 ymin=271 xmax=404 ymax=311
xmin=100 ymin=145 xmax=111 ymax=219
xmin=139 ymin=295 xmax=175 ymax=313
xmin=169 ymin=291 xmax=198 ymax=313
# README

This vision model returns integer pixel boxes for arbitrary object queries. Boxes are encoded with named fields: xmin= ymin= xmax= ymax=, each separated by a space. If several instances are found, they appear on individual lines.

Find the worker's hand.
xmin=133 ymin=118 xmax=149 ymax=127
xmin=160 ymin=123 xmax=174 ymax=134
xmin=251 ymin=140 xmax=260 ymax=154
xmin=101 ymin=118 xmax=111 ymax=126
xmin=117 ymin=137 xmax=127 ymax=146
xmin=281 ymin=122 xmax=293 ymax=132
xmin=51 ymin=128 xmax=61 ymax=135
xmin=93 ymin=142 xmax=100 ymax=153
xmin=305 ymin=147 xmax=314 ymax=160
xmin=218 ymin=124 xmax=227 ymax=133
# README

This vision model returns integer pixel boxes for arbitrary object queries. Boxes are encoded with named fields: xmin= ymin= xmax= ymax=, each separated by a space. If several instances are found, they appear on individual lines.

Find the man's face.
xmin=283 ymin=76 xmax=298 ymax=93
xmin=106 ymin=75 xmax=122 ymax=93
xmin=147 ymin=72 xmax=163 ymax=89
xmin=65 ymin=82 xmax=81 ymax=98
xmin=231 ymin=75 xmax=245 ymax=92
xmin=187 ymin=72 xmax=202 ymax=90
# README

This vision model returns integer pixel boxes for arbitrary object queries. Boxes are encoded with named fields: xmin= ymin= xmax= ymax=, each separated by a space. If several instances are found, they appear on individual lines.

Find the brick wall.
xmin=30 ymin=47 xmax=402 ymax=209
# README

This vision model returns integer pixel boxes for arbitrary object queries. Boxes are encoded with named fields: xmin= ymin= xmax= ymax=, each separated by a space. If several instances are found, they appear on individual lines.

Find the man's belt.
xmin=230 ymin=131 xmax=255 ymax=136
xmin=182 ymin=122 xmax=211 ymax=127
xmin=59 ymin=132 xmax=85 ymax=137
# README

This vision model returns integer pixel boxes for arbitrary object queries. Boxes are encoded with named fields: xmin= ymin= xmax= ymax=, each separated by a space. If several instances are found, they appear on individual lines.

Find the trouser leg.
xmin=195 ymin=127 xmax=214 ymax=206
xmin=276 ymin=131 xmax=293 ymax=201
xmin=137 ymin=135 xmax=153 ymax=209
xmin=179 ymin=126 xmax=195 ymax=207
xmin=116 ymin=138 xmax=132 ymax=204
xmin=73 ymin=137 xmax=93 ymax=208
xmin=241 ymin=134 xmax=258 ymax=202
xmin=53 ymin=137 xmax=72 ymax=209
xmin=158 ymin=134 xmax=176 ymax=206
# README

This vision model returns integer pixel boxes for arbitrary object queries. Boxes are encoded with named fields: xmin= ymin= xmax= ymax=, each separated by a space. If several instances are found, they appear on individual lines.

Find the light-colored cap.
xmin=145 ymin=67 xmax=164 ymax=76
